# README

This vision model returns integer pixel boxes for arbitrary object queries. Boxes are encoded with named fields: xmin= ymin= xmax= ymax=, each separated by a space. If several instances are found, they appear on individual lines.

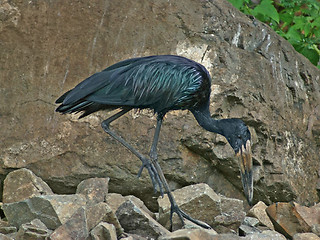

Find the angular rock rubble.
xmin=0 ymin=169 xmax=319 ymax=239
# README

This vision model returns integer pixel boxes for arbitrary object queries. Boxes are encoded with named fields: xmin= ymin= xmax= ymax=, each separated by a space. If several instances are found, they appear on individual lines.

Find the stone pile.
xmin=0 ymin=169 xmax=319 ymax=240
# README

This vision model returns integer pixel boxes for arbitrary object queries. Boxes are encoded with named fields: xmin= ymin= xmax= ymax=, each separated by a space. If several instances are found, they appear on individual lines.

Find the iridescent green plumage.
xmin=56 ymin=55 xmax=211 ymax=117
xmin=56 ymin=55 xmax=253 ymax=230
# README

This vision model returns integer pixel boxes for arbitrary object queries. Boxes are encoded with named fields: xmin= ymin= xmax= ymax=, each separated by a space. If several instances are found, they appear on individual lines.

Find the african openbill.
xmin=55 ymin=55 xmax=253 ymax=229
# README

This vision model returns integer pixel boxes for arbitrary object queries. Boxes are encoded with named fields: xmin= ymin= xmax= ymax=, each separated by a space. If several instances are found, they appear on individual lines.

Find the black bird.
xmin=55 ymin=55 xmax=253 ymax=229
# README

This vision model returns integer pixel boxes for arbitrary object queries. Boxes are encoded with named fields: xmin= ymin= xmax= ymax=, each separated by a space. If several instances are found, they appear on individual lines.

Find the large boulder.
xmin=0 ymin=0 xmax=319 ymax=210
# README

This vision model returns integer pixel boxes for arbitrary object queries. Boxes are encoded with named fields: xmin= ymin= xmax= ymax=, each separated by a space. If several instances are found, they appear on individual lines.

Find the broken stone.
xmin=239 ymin=224 xmax=261 ymax=236
xmin=16 ymin=219 xmax=52 ymax=240
xmin=105 ymin=193 xmax=156 ymax=219
xmin=76 ymin=177 xmax=109 ymax=204
xmin=2 ymin=194 xmax=87 ymax=229
xmin=266 ymin=202 xmax=304 ymax=238
xmin=243 ymin=217 xmax=260 ymax=227
xmin=0 ymin=220 xmax=10 ymax=228
xmin=49 ymin=202 xmax=123 ymax=240
xmin=292 ymin=232 xmax=320 ymax=240
xmin=158 ymin=228 xmax=218 ymax=240
xmin=0 ymin=233 xmax=14 ymax=240
xmin=266 ymin=202 xmax=320 ymax=239
xmin=293 ymin=202 xmax=320 ymax=232
xmin=49 ymin=206 xmax=89 ymax=240
xmin=90 ymin=222 xmax=117 ymax=240
xmin=239 ymin=217 xmax=261 ymax=236
xmin=245 ymin=230 xmax=287 ymax=240
xmin=85 ymin=202 xmax=123 ymax=236
xmin=158 ymin=183 xmax=219 ymax=229
xmin=116 ymin=199 xmax=169 ymax=239
xmin=213 ymin=196 xmax=246 ymax=233
xmin=248 ymin=201 xmax=274 ymax=230
xmin=0 ymin=226 xmax=17 ymax=235
xmin=104 ymin=193 xmax=125 ymax=213
xmin=208 ymin=232 xmax=285 ymax=240
xmin=158 ymin=183 xmax=245 ymax=233
xmin=3 ymin=168 xmax=53 ymax=203
xmin=311 ymin=224 xmax=320 ymax=236
xmin=120 ymin=234 xmax=148 ymax=240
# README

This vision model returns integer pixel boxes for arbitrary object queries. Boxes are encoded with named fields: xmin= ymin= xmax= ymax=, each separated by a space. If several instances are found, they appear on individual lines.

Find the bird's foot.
xmin=137 ymin=156 xmax=164 ymax=197
xmin=169 ymin=204 xmax=212 ymax=231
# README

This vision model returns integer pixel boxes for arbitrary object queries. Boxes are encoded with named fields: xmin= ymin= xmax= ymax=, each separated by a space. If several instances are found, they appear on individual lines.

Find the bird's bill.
xmin=236 ymin=140 xmax=253 ymax=205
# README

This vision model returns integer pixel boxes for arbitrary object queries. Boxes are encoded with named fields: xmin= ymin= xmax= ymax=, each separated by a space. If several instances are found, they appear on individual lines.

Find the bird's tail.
xmin=55 ymin=91 xmax=117 ymax=119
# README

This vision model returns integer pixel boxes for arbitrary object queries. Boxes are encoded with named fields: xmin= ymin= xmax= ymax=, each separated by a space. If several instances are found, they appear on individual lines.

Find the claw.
xmin=169 ymin=204 xmax=212 ymax=231
xmin=137 ymin=158 xmax=164 ymax=197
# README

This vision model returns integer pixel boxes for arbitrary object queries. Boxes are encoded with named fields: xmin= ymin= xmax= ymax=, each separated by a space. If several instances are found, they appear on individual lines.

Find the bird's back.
xmin=56 ymin=55 xmax=211 ymax=118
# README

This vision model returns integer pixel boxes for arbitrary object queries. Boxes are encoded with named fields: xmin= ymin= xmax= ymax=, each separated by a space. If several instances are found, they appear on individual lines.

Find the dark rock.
xmin=239 ymin=217 xmax=261 ymax=236
xmin=76 ymin=177 xmax=109 ymax=204
xmin=3 ymin=168 xmax=53 ymax=203
xmin=2 ymin=194 xmax=86 ymax=229
xmin=116 ymin=199 xmax=169 ymax=239
xmin=239 ymin=224 xmax=260 ymax=236
xmin=158 ymin=183 xmax=245 ymax=232
xmin=105 ymin=193 xmax=156 ymax=219
xmin=16 ymin=219 xmax=52 ymax=240
xmin=89 ymin=222 xmax=117 ymax=240
xmin=243 ymin=217 xmax=260 ymax=227
xmin=0 ymin=226 xmax=17 ymax=235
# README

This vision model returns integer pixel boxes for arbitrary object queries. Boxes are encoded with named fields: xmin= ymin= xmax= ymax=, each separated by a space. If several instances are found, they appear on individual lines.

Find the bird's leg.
xmin=149 ymin=117 xmax=212 ymax=231
xmin=101 ymin=108 xmax=163 ymax=195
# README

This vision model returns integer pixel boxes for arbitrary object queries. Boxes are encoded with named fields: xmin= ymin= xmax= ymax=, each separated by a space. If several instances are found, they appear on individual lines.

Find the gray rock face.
xmin=2 ymin=168 xmax=319 ymax=239
xmin=116 ymin=199 xmax=170 ymax=238
xmin=0 ymin=0 xmax=319 ymax=212
xmin=158 ymin=183 xmax=245 ymax=232
xmin=3 ymin=168 xmax=53 ymax=203
xmin=76 ymin=177 xmax=110 ymax=204
xmin=90 ymin=222 xmax=117 ymax=240
xmin=2 ymin=195 xmax=87 ymax=229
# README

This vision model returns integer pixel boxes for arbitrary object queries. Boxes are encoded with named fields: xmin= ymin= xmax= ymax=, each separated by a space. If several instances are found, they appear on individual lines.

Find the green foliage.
xmin=228 ymin=0 xmax=320 ymax=69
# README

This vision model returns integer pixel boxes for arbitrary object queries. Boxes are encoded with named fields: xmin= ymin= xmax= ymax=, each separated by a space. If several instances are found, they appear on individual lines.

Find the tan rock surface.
xmin=0 ymin=0 xmax=319 ymax=212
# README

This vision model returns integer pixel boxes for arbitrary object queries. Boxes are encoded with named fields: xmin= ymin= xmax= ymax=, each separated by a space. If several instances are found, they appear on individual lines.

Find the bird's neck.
xmin=192 ymin=108 xmax=223 ymax=135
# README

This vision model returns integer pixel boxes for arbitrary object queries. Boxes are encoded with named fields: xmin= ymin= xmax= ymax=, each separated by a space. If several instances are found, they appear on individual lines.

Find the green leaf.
xmin=311 ymin=17 xmax=320 ymax=28
xmin=303 ymin=22 xmax=312 ymax=37
xmin=228 ymin=0 xmax=245 ymax=9
xmin=252 ymin=0 xmax=280 ymax=23
xmin=300 ymin=46 xmax=320 ymax=65
xmin=280 ymin=12 xmax=294 ymax=25
xmin=285 ymin=27 xmax=302 ymax=42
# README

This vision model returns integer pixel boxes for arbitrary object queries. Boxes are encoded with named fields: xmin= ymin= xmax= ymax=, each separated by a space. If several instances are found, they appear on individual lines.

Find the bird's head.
xmin=220 ymin=119 xmax=253 ymax=205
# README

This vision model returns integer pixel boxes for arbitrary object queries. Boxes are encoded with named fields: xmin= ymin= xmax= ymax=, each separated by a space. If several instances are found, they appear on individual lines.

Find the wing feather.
xmin=57 ymin=55 xmax=210 ymax=115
